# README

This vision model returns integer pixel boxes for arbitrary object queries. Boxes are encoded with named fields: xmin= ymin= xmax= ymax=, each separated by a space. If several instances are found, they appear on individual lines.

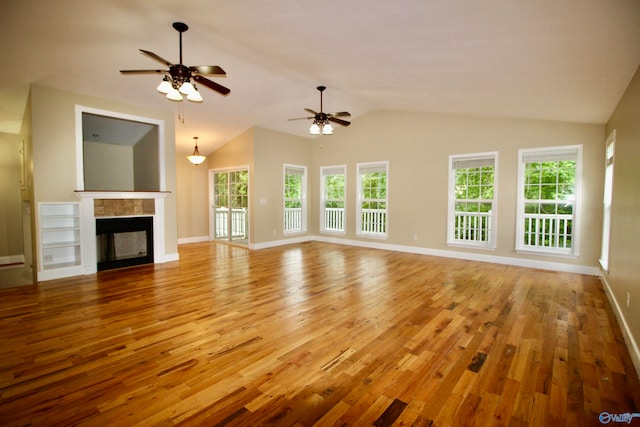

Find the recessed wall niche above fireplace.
xmin=75 ymin=105 xmax=166 ymax=193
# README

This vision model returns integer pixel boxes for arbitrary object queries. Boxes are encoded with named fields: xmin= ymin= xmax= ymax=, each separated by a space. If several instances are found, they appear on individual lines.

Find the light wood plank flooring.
xmin=1 ymin=241 xmax=639 ymax=426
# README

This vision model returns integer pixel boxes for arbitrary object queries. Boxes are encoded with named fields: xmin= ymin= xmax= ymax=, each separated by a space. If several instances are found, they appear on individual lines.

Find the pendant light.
xmin=187 ymin=136 xmax=206 ymax=165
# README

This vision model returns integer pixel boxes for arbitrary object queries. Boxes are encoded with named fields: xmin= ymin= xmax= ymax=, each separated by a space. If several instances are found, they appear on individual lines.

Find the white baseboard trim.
xmin=186 ymin=234 xmax=598 ymax=275
xmin=312 ymin=235 xmax=599 ymax=275
xmin=177 ymin=236 xmax=210 ymax=245
xmin=599 ymin=273 xmax=640 ymax=377
xmin=250 ymin=235 xmax=313 ymax=250
xmin=159 ymin=252 xmax=180 ymax=263
xmin=0 ymin=255 xmax=25 ymax=267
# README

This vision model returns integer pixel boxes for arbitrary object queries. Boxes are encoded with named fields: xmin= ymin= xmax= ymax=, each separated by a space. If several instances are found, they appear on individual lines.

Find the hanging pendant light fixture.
xmin=187 ymin=136 xmax=206 ymax=165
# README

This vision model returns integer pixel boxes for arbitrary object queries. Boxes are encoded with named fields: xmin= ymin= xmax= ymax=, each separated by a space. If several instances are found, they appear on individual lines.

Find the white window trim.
xmin=447 ymin=151 xmax=498 ymax=249
xmin=356 ymin=161 xmax=389 ymax=239
xmin=515 ymin=145 xmax=582 ymax=257
xmin=320 ymin=165 xmax=347 ymax=235
xmin=599 ymin=130 xmax=615 ymax=272
xmin=283 ymin=164 xmax=307 ymax=234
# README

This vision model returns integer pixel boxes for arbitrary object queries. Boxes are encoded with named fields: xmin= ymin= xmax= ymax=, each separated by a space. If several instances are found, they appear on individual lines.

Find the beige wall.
xmin=208 ymin=126 xmax=314 ymax=243
xmin=604 ymin=65 xmax=640 ymax=365
xmin=176 ymin=155 xmax=210 ymax=240
xmin=29 ymin=84 xmax=178 ymax=272
xmin=0 ymin=133 xmax=24 ymax=258
xmin=311 ymin=110 xmax=604 ymax=268
xmin=181 ymin=126 xmax=312 ymax=244
xmin=204 ymin=127 xmax=255 ymax=241
xmin=253 ymin=127 xmax=311 ymax=243
xmin=83 ymin=142 xmax=134 ymax=190
xmin=133 ymin=127 xmax=160 ymax=191
xmin=178 ymin=111 xmax=604 ymax=271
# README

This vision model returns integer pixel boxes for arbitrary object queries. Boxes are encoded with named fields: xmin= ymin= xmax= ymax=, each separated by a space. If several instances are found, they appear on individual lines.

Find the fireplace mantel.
xmin=75 ymin=191 xmax=171 ymax=198
xmin=76 ymin=191 xmax=171 ymax=275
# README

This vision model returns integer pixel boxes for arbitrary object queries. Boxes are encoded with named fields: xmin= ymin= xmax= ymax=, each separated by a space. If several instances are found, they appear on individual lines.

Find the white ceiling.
xmin=1 ymin=0 xmax=639 ymax=156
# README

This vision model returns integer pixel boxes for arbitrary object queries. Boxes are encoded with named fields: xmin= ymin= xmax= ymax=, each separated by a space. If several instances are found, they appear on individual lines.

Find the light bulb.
xmin=157 ymin=79 xmax=172 ymax=94
xmin=166 ymin=87 xmax=183 ymax=101
xmin=310 ymin=123 xmax=321 ymax=135
xmin=322 ymin=123 xmax=333 ymax=135
xmin=187 ymin=154 xmax=206 ymax=165
xmin=179 ymin=81 xmax=196 ymax=95
xmin=187 ymin=90 xmax=203 ymax=102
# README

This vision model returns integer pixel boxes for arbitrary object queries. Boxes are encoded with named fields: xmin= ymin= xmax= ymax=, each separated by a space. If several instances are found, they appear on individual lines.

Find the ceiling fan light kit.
xmin=120 ymin=22 xmax=230 ymax=103
xmin=289 ymin=86 xmax=351 ymax=135
xmin=122 ymin=25 xmax=352 ymax=139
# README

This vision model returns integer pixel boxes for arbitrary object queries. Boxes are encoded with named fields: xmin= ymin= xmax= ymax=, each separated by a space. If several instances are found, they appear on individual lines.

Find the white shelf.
xmin=39 ymin=202 xmax=82 ymax=279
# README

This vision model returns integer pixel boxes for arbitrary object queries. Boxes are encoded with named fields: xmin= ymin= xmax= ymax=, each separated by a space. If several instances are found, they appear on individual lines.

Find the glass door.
xmin=212 ymin=169 xmax=249 ymax=244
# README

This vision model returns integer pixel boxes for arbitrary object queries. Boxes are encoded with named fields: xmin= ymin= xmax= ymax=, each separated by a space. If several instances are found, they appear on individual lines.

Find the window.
xmin=600 ymin=131 xmax=615 ymax=271
xmin=516 ymin=145 xmax=582 ymax=256
xmin=283 ymin=164 xmax=307 ymax=233
xmin=356 ymin=161 xmax=388 ymax=238
xmin=320 ymin=165 xmax=346 ymax=234
xmin=448 ymin=152 xmax=497 ymax=248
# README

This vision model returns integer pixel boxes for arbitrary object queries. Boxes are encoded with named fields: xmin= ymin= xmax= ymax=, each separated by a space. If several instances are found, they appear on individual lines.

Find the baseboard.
xmin=250 ymin=235 xmax=313 ymax=250
xmin=313 ymin=235 xmax=599 ymax=275
xmin=159 ymin=252 xmax=180 ymax=263
xmin=177 ymin=236 xmax=210 ymax=245
xmin=182 ymin=234 xmax=598 ymax=275
xmin=599 ymin=273 xmax=640 ymax=378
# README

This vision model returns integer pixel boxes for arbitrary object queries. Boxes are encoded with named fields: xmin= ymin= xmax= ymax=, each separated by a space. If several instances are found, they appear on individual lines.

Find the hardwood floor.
xmin=0 ymin=241 xmax=639 ymax=426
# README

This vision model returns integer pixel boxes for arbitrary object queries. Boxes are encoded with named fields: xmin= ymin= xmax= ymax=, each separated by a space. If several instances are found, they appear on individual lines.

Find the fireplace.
xmin=96 ymin=216 xmax=154 ymax=271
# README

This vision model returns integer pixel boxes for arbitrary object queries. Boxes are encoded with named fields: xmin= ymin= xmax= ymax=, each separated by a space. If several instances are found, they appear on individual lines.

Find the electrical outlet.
xmin=627 ymin=292 xmax=631 ymax=308
xmin=413 ymin=234 xmax=418 ymax=241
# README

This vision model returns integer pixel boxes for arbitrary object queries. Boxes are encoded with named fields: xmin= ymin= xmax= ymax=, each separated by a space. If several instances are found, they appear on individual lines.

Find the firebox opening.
xmin=96 ymin=216 xmax=154 ymax=271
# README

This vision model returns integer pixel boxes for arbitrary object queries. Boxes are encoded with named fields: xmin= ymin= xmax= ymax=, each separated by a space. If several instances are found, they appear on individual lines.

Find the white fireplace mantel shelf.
xmin=75 ymin=191 xmax=171 ymax=199
xmin=76 ymin=191 xmax=172 ymax=275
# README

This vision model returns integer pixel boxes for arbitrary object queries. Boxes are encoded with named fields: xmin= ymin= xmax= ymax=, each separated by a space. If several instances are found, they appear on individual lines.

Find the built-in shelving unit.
xmin=39 ymin=202 xmax=82 ymax=281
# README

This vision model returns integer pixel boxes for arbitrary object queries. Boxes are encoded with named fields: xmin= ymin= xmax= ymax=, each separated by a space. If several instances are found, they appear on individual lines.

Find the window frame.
xmin=283 ymin=164 xmax=307 ymax=234
xmin=320 ymin=165 xmax=347 ymax=235
xmin=356 ymin=161 xmax=389 ymax=239
xmin=515 ymin=145 xmax=582 ymax=257
xmin=599 ymin=130 xmax=615 ymax=271
xmin=447 ymin=151 xmax=498 ymax=249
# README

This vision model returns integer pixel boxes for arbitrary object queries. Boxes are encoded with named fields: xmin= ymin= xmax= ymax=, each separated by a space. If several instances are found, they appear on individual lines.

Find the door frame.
xmin=208 ymin=166 xmax=250 ymax=245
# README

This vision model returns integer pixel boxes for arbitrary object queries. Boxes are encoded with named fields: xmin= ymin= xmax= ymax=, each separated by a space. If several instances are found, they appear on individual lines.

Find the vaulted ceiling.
xmin=1 ymin=1 xmax=639 ymax=156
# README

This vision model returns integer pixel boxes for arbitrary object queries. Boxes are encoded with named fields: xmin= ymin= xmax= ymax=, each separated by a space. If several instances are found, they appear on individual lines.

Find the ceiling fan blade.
xmin=328 ymin=116 xmax=351 ymax=127
xmin=288 ymin=117 xmax=314 ymax=121
xmin=193 ymin=75 xmax=230 ymax=95
xmin=120 ymin=69 xmax=166 ymax=75
xmin=190 ymin=65 xmax=226 ymax=75
xmin=139 ymin=49 xmax=173 ymax=67
xmin=304 ymin=108 xmax=318 ymax=116
xmin=328 ymin=111 xmax=351 ymax=117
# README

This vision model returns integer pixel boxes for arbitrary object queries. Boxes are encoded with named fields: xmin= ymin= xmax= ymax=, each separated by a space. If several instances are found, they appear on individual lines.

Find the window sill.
xmin=447 ymin=242 xmax=496 ymax=251
xmin=284 ymin=230 xmax=307 ymax=236
xmin=321 ymin=230 xmax=346 ymax=236
xmin=515 ymin=248 xmax=578 ymax=259
xmin=356 ymin=232 xmax=388 ymax=240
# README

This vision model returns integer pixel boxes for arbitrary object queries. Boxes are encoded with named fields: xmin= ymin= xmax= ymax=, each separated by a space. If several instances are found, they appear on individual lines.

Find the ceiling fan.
xmin=120 ymin=22 xmax=230 ymax=102
xmin=289 ymin=86 xmax=350 ymax=135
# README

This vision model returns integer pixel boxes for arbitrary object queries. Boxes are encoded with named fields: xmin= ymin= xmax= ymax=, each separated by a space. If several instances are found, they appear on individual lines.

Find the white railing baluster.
xmin=452 ymin=211 xmax=492 ymax=244
xmin=522 ymin=213 xmax=572 ymax=250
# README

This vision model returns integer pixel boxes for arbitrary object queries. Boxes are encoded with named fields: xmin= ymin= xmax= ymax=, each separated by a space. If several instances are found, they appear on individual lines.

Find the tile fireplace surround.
xmin=76 ymin=192 xmax=171 ymax=276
